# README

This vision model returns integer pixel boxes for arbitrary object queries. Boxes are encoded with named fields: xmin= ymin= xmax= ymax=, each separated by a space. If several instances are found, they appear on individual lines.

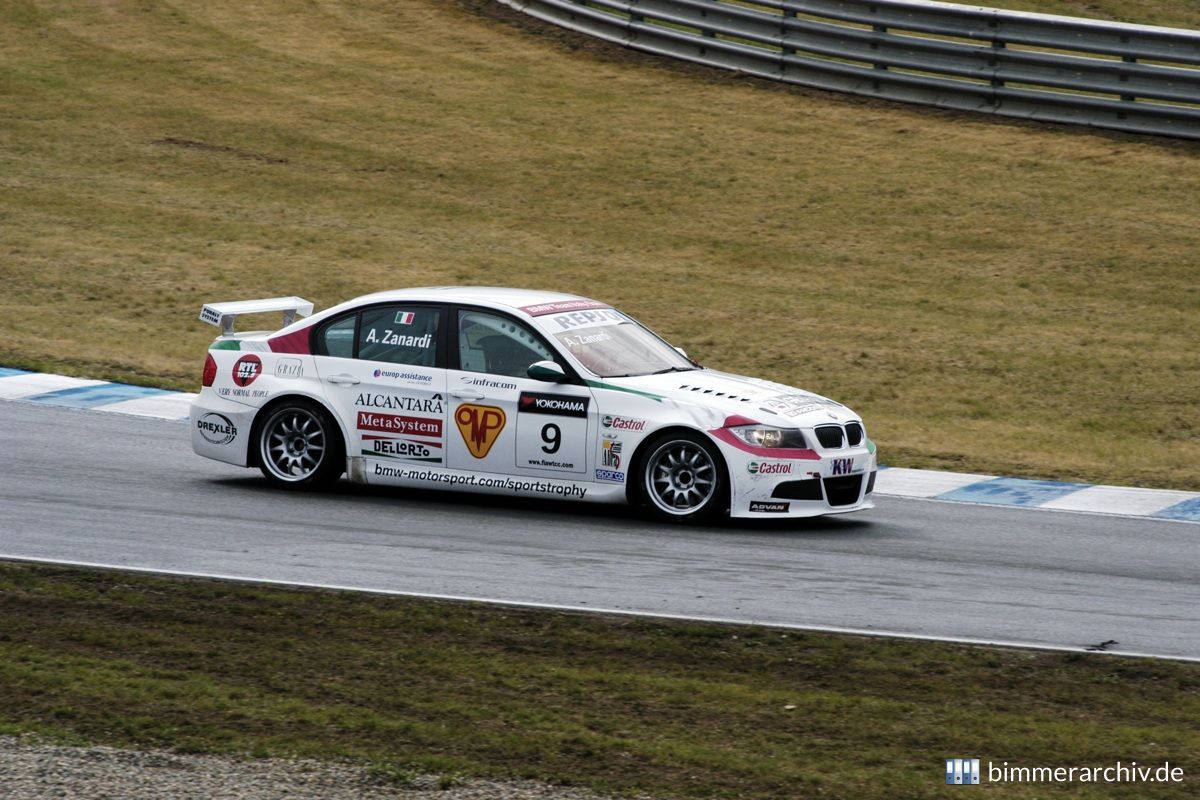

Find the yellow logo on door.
xmin=455 ymin=404 xmax=506 ymax=459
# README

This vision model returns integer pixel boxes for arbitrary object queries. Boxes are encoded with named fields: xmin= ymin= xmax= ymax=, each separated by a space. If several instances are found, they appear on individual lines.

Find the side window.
xmin=321 ymin=315 xmax=357 ymax=358
xmin=358 ymin=306 xmax=441 ymax=367
xmin=458 ymin=310 xmax=554 ymax=379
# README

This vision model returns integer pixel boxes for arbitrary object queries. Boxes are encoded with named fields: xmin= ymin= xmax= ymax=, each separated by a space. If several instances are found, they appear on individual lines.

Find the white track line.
xmin=93 ymin=393 xmax=196 ymax=420
xmin=1037 ymin=484 xmax=1198 ymax=516
xmin=0 ymin=374 xmax=106 ymax=399
xmin=874 ymin=467 xmax=996 ymax=498
xmin=874 ymin=491 xmax=1200 ymax=526
xmin=2 ymin=554 xmax=1194 ymax=663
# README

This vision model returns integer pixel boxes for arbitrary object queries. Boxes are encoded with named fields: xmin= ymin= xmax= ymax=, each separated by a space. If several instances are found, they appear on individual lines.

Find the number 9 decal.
xmin=515 ymin=398 xmax=586 ymax=473
xmin=541 ymin=423 xmax=561 ymax=454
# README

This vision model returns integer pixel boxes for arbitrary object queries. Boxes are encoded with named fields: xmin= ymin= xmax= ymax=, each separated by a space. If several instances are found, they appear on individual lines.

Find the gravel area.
xmin=0 ymin=736 xmax=655 ymax=800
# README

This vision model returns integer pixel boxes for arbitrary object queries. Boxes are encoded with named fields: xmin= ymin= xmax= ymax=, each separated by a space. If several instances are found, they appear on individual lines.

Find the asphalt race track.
xmin=1 ymin=401 xmax=1197 ymax=660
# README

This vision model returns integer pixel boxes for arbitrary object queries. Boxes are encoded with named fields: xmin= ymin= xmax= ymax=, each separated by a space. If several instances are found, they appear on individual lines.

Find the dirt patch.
xmin=152 ymin=137 xmax=289 ymax=164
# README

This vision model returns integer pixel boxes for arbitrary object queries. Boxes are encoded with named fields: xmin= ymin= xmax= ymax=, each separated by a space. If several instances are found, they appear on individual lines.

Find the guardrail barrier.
xmin=497 ymin=0 xmax=1200 ymax=139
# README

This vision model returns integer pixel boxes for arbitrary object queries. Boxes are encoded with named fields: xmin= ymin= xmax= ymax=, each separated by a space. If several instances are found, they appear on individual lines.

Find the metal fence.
xmin=497 ymin=0 xmax=1200 ymax=139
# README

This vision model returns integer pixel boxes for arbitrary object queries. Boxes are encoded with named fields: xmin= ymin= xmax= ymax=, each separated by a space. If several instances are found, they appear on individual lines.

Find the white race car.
xmin=191 ymin=288 xmax=876 ymax=522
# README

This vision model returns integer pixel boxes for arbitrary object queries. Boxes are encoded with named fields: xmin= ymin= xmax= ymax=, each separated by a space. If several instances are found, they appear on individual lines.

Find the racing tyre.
xmin=256 ymin=399 xmax=344 ymax=490
xmin=639 ymin=431 xmax=729 ymax=524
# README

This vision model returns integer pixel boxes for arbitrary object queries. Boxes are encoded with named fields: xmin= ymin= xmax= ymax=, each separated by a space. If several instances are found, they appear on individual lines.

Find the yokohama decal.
xmin=518 ymin=392 xmax=589 ymax=418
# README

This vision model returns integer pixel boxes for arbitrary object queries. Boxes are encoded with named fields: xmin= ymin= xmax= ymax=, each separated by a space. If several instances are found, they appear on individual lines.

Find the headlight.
xmin=729 ymin=425 xmax=807 ymax=449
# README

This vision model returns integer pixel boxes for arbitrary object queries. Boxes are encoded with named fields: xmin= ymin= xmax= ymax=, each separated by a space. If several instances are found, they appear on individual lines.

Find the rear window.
xmin=321 ymin=316 xmax=356 ymax=358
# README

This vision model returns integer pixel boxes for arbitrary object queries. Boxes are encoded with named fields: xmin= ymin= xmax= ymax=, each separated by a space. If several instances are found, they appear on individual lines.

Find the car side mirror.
xmin=674 ymin=346 xmax=689 ymax=359
xmin=528 ymin=360 xmax=567 ymax=382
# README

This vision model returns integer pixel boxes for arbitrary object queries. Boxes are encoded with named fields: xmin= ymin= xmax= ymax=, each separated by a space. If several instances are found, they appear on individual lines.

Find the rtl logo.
xmin=231 ymin=355 xmax=262 ymax=387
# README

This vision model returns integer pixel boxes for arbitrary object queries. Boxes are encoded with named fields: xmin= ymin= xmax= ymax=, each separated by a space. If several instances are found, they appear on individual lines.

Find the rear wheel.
xmin=256 ymin=400 xmax=344 ymax=490
xmin=639 ymin=431 xmax=728 ymax=524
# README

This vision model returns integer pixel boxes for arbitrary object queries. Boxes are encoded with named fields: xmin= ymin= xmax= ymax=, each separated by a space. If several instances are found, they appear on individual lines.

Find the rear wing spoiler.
xmin=199 ymin=297 xmax=314 ymax=336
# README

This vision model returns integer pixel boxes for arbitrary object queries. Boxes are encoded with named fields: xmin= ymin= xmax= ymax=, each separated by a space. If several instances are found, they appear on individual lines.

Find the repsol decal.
xmin=549 ymin=309 xmax=624 ymax=330
xmin=196 ymin=413 xmax=237 ymax=445
xmin=518 ymin=392 xmax=588 ymax=418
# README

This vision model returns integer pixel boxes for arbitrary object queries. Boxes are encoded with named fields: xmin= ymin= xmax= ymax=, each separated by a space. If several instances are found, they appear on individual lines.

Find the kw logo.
xmin=830 ymin=457 xmax=855 ymax=476
xmin=455 ymin=404 xmax=506 ymax=459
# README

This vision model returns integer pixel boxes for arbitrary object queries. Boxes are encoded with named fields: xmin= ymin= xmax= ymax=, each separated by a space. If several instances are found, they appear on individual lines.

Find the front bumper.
xmin=720 ymin=442 xmax=878 ymax=518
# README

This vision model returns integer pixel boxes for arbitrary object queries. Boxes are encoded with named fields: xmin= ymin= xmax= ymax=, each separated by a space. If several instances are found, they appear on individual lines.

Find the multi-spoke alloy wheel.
xmin=641 ymin=433 xmax=726 ymax=522
xmin=256 ymin=401 xmax=343 ymax=489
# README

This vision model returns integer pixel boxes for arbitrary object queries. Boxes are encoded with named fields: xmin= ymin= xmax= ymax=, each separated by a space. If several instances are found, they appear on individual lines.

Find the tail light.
xmin=202 ymin=353 xmax=217 ymax=387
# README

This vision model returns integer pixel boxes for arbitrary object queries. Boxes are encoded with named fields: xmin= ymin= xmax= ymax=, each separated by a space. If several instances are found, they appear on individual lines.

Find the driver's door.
xmin=444 ymin=307 xmax=596 ymax=479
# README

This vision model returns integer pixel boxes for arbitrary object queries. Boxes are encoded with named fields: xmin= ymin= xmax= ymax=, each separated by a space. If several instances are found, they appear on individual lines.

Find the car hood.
xmin=598 ymin=369 xmax=859 ymax=428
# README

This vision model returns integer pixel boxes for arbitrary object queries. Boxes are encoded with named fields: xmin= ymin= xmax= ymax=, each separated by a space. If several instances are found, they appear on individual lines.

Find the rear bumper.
xmin=190 ymin=390 xmax=258 ymax=467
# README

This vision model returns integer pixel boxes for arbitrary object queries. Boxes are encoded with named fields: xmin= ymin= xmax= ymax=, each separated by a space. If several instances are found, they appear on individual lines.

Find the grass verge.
xmin=0 ymin=1 xmax=1198 ymax=488
xmin=0 ymin=562 xmax=1196 ymax=798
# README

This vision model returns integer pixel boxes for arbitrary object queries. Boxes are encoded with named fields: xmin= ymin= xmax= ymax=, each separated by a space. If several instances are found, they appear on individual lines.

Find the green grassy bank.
xmin=1 ymin=1 xmax=1197 ymax=488
xmin=0 ymin=563 xmax=1196 ymax=798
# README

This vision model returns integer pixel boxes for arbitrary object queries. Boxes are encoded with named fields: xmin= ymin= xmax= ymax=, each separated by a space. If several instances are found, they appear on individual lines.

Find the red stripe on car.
xmin=268 ymin=327 xmax=312 ymax=354
xmin=710 ymin=416 xmax=820 ymax=460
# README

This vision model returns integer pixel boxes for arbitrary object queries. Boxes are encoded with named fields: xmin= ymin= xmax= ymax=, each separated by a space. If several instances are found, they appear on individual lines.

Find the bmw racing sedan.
xmin=191 ymin=288 xmax=876 ymax=522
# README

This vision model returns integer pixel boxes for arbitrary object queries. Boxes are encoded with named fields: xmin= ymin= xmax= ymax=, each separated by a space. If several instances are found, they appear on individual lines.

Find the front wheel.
xmin=639 ymin=431 xmax=728 ymax=524
xmin=256 ymin=400 xmax=344 ymax=490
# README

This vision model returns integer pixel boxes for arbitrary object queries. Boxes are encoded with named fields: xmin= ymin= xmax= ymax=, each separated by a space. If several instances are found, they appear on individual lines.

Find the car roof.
xmin=343 ymin=286 xmax=608 ymax=315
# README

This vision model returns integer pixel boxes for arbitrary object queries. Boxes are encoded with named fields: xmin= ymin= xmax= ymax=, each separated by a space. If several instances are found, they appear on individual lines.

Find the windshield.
xmin=553 ymin=320 xmax=695 ymax=378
